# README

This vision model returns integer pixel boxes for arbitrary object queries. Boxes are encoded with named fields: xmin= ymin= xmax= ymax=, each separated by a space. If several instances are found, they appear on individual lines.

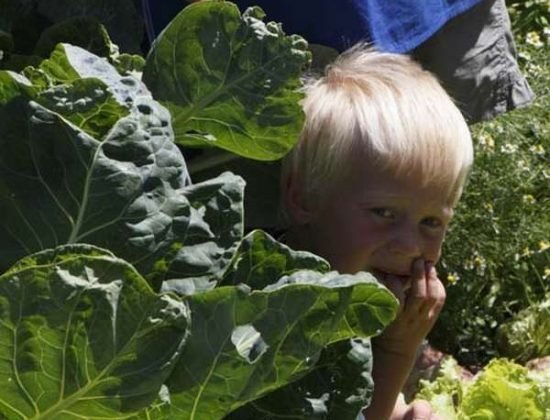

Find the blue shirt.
xmin=142 ymin=0 xmax=483 ymax=53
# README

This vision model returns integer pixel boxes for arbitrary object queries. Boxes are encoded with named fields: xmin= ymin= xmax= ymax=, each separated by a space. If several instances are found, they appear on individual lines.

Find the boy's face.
xmin=303 ymin=164 xmax=454 ymax=280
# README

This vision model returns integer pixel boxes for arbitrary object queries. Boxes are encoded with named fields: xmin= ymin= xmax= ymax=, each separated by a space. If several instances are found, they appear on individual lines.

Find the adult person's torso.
xmin=141 ymin=0 xmax=485 ymax=53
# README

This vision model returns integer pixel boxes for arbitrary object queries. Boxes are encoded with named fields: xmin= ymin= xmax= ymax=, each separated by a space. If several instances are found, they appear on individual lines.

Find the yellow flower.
xmin=447 ymin=272 xmax=460 ymax=284
xmin=523 ymin=194 xmax=536 ymax=205
xmin=544 ymin=268 xmax=550 ymax=280
xmin=539 ymin=241 xmax=550 ymax=252
xmin=472 ymin=254 xmax=487 ymax=275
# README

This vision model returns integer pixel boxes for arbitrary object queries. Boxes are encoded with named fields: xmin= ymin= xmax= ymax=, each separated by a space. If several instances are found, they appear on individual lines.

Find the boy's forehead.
xmin=338 ymin=161 xmax=457 ymax=206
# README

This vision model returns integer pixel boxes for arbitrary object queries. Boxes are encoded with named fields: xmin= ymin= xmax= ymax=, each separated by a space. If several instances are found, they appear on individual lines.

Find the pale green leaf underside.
xmin=143 ymin=2 xmax=310 ymax=161
xmin=0 ymin=245 xmax=189 ymax=419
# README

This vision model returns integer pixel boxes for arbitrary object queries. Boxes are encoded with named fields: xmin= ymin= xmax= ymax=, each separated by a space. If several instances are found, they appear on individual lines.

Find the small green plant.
xmin=496 ymin=294 xmax=550 ymax=364
xmin=415 ymin=357 xmax=549 ymax=419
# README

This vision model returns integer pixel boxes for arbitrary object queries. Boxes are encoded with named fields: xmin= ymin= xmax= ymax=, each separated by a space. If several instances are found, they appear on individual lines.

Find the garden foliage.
xmin=496 ymin=294 xmax=550 ymax=364
xmin=0 ymin=0 xmax=549 ymax=417
xmin=0 ymin=2 xmax=398 ymax=418
xmin=432 ymin=36 xmax=549 ymax=366
xmin=0 ymin=0 xmax=145 ymax=67
xmin=416 ymin=357 xmax=549 ymax=419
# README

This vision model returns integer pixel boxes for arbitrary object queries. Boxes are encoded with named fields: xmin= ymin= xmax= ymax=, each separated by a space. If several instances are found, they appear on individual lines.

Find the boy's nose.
xmin=388 ymin=226 xmax=422 ymax=258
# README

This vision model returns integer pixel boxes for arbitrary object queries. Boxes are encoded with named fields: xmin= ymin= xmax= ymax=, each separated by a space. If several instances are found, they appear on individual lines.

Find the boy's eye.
xmin=370 ymin=208 xmax=394 ymax=219
xmin=421 ymin=217 xmax=443 ymax=228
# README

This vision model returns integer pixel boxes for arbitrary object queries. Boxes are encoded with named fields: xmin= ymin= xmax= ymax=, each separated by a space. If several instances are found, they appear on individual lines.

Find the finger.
xmin=425 ymin=262 xmax=438 ymax=297
xmin=429 ymin=276 xmax=446 ymax=319
xmin=424 ymin=262 xmax=446 ymax=314
xmin=406 ymin=258 xmax=426 ymax=312
xmin=382 ymin=274 xmax=407 ymax=308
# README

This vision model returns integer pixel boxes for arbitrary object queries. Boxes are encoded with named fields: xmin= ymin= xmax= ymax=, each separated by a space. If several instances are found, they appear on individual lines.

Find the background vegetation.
xmin=432 ymin=0 xmax=549 ymax=368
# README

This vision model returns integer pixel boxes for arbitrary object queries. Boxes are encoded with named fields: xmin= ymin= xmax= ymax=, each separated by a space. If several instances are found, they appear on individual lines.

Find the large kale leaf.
xmin=143 ymin=1 xmax=310 ymax=161
xmin=0 ymin=43 xmax=244 ymax=287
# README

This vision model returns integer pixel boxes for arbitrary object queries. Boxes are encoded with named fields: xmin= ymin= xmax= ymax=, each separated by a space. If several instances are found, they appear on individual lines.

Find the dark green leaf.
xmin=29 ymin=43 xmax=149 ymax=101
xmin=0 ymin=45 xmax=246 ymax=289
xmin=36 ymin=77 xmax=129 ymax=139
xmin=22 ymin=43 xmax=81 ymax=88
xmin=231 ymin=338 xmax=374 ymax=419
xmin=0 ymin=70 xmax=35 ymax=104
xmin=189 ymin=153 xmax=283 ymax=229
xmin=221 ymin=229 xmax=330 ymax=289
xmin=161 ymin=270 xmax=397 ymax=419
xmin=149 ymin=171 xmax=246 ymax=286
xmin=112 ymin=53 xmax=145 ymax=78
xmin=36 ymin=0 xmax=145 ymax=54
xmin=34 ymin=17 xmax=113 ymax=58
xmin=0 ymin=92 xmax=187 ymax=277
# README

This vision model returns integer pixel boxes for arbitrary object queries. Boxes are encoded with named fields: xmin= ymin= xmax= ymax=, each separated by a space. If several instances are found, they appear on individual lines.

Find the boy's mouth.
xmin=370 ymin=268 xmax=410 ymax=284
xmin=371 ymin=268 xmax=413 ymax=293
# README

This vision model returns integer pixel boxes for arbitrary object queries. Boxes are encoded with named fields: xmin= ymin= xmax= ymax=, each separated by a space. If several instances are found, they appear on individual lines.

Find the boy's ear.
xmin=284 ymin=175 xmax=313 ymax=225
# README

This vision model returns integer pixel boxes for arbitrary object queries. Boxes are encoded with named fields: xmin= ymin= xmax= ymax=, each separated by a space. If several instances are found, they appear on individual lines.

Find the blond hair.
xmin=281 ymin=45 xmax=473 ymax=216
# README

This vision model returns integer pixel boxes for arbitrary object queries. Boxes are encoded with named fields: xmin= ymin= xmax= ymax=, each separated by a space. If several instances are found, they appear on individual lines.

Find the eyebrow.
xmin=358 ymin=198 xmax=454 ymax=216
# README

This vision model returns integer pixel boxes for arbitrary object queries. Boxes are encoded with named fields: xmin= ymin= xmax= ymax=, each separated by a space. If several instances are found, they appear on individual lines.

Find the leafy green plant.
xmin=0 ymin=2 xmax=399 ymax=418
xmin=0 ymin=0 xmax=145 ymax=69
xmin=496 ymin=294 xmax=550 ymax=363
xmin=143 ymin=1 xmax=309 ymax=162
xmin=416 ymin=357 xmax=549 ymax=419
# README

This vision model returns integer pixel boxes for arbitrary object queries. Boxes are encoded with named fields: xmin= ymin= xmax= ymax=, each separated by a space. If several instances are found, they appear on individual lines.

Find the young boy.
xmin=281 ymin=46 xmax=474 ymax=419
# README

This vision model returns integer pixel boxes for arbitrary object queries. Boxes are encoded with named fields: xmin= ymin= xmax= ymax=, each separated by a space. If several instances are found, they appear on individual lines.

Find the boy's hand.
xmin=391 ymin=398 xmax=443 ymax=420
xmin=374 ymin=259 xmax=446 ymax=357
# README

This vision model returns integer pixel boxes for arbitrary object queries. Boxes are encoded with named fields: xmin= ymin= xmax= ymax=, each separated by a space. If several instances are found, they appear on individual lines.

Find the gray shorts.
xmin=412 ymin=0 xmax=534 ymax=123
